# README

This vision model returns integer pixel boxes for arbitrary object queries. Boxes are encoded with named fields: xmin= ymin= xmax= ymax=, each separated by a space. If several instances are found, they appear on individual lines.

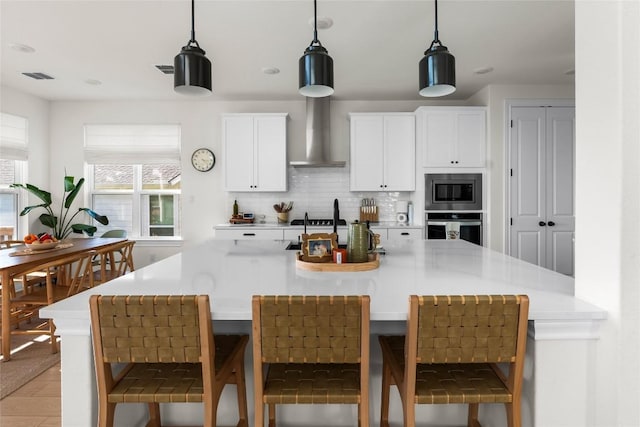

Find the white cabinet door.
xmin=509 ymin=106 xmax=575 ymax=276
xmin=254 ymin=116 xmax=287 ymax=191
xmin=420 ymin=107 xmax=486 ymax=167
xmin=456 ymin=111 xmax=486 ymax=167
xmin=223 ymin=114 xmax=287 ymax=192
xmin=384 ymin=115 xmax=416 ymax=191
xmin=350 ymin=115 xmax=385 ymax=191
xmin=223 ymin=116 xmax=255 ymax=191
xmin=350 ymin=113 xmax=415 ymax=192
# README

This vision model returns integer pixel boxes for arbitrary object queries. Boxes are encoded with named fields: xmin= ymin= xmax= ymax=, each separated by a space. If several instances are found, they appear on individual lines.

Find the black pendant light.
xmin=299 ymin=0 xmax=334 ymax=97
xmin=174 ymin=0 xmax=212 ymax=96
xmin=419 ymin=0 xmax=456 ymax=97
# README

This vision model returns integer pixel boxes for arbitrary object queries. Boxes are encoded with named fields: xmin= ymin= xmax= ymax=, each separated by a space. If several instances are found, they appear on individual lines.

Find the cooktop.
xmin=290 ymin=218 xmax=347 ymax=226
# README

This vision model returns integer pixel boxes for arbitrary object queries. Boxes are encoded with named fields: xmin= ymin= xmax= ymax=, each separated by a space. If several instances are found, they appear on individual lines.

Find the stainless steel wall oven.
xmin=425 ymin=173 xmax=482 ymax=211
xmin=426 ymin=212 xmax=483 ymax=246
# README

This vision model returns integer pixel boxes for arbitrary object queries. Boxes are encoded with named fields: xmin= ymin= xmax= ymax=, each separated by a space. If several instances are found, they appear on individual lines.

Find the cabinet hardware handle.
xmin=547 ymin=221 xmax=556 ymax=226
xmin=451 ymin=160 xmax=454 ymax=164
xmin=243 ymin=233 xmax=256 ymax=236
xmin=539 ymin=221 xmax=546 ymax=226
xmin=380 ymin=184 xmax=384 ymax=188
xmin=401 ymin=232 xmax=409 ymax=236
xmin=455 ymin=161 xmax=459 ymax=164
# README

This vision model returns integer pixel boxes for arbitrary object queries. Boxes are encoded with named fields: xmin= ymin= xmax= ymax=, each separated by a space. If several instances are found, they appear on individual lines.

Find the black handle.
xmin=548 ymin=221 xmax=556 ymax=227
xmin=242 ymin=233 xmax=256 ymax=236
xmin=539 ymin=221 xmax=546 ymax=226
xmin=401 ymin=232 xmax=410 ymax=236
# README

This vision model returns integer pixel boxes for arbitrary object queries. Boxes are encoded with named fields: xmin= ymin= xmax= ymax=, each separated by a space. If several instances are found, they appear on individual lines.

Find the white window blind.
xmin=84 ymin=124 xmax=181 ymax=164
xmin=0 ymin=113 xmax=28 ymax=161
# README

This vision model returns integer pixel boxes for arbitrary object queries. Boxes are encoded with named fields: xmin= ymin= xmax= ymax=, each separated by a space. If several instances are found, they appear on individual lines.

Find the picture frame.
xmin=300 ymin=233 xmax=338 ymax=263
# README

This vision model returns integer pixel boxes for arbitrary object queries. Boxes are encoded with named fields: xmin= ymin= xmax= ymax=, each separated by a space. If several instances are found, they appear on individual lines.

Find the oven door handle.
xmin=426 ymin=221 xmax=482 ymax=226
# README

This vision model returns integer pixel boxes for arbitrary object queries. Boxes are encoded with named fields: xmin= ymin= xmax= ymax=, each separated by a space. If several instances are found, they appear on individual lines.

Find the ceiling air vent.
xmin=22 ymin=72 xmax=54 ymax=80
xmin=155 ymin=65 xmax=174 ymax=75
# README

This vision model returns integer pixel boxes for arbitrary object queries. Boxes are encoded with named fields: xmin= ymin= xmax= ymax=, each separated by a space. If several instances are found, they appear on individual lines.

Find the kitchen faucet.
xmin=333 ymin=199 xmax=340 ymax=239
xmin=304 ymin=212 xmax=309 ymax=235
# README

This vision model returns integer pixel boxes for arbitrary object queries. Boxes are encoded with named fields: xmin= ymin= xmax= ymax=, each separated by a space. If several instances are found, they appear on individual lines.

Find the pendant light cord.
xmin=429 ymin=0 xmax=443 ymax=49
xmin=309 ymin=0 xmax=322 ymax=47
xmin=187 ymin=0 xmax=201 ymax=48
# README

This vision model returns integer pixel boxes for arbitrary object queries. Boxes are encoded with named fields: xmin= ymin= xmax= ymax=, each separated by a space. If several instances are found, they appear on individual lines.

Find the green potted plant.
xmin=11 ymin=175 xmax=109 ymax=240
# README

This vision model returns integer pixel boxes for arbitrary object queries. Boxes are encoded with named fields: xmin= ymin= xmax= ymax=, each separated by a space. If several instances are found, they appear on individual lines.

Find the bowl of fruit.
xmin=24 ymin=233 xmax=59 ymax=251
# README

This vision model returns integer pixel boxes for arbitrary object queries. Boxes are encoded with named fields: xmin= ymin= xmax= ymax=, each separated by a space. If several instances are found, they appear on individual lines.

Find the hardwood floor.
xmin=0 ymin=362 xmax=61 ymax=426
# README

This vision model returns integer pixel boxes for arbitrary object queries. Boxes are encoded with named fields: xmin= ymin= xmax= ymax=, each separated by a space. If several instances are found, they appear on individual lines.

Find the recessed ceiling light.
xmin=473 ymin=66 xmax=494 ymax=75
xmin=85 ymin=79 xmax=102 ymax=86
xmin=565 ymin=69 xmax=575 ymax=75
xmin=262 ymin=67 xmax=280 ymax=75
xmin=309 ymin=16 xmax=333 ymax=30
xmin=9 ymin=43 xmax=35 ymax=54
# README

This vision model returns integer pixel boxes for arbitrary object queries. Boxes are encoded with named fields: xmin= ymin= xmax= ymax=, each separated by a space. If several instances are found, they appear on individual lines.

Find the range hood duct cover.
xmin=290 ymin=97 xmax=345 ymax=167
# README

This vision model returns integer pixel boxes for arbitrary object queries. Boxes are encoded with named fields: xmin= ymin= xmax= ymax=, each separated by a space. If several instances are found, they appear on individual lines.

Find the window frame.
xmin=86 ymin=164 xmax=181 ymax=240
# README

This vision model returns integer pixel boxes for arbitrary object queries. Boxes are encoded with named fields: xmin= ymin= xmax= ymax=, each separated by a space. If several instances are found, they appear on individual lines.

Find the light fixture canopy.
xmin=174 ymin=0 xmax=212 ymax=96
xmin=299 ymin=0 xmax=334 ymax=97
xmin=419 ymin=0 xmax=456 ymax=97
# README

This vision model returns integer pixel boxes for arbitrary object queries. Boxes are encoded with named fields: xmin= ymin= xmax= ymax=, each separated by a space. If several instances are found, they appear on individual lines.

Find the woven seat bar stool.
xmin=252 ymin=295 xmax=370 ymax=427
xmin=92 ymin=240 xmax=135 ymax=285
xmin=379 ymin=295 xmax=529 ymax=427
xmin=89 ymin=295 xmax=249 ymax=427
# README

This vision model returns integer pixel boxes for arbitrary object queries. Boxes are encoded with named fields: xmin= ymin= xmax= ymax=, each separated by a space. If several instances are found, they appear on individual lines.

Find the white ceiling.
xmin=0 ymin=0 xmax=575 ymax=102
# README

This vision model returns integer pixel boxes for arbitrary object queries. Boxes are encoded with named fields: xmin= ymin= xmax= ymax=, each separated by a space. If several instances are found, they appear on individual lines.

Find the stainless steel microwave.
xmin=425 ymin=173 xmax=483 ymax=210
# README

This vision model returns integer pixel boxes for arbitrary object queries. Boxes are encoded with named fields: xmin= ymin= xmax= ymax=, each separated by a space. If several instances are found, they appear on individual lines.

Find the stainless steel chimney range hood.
xmin=290 ymin=97 xmax=345 ymax=168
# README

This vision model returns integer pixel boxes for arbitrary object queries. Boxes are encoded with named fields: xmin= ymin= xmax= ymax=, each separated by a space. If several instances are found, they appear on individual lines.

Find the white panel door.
xmin=254 ymin=116 xmax=287 ymax=192
xmin=350 ymin=115 xmax=384 ymax=191
xmin=383 ymin=114 xmax=415 ymax=191
xmin=510 ymin=107 xmax=546 ymax=267
xmin=223 ymin=116 xmax=255 ymax=191
xmin=545 ymin=107 xmax=575 ymax=275
xmin=509 ymin=106 xmax=575 ymax=275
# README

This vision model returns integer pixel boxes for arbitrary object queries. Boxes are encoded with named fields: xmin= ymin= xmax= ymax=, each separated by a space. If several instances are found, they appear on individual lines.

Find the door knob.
xmin=539 ymin=221 xmax=546 ymax=226
xmin=547 ymin=221 xmax=556 ymax=226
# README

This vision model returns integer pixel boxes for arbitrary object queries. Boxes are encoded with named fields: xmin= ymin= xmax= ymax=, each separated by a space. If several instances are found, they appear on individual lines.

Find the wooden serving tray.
xmin=229 ymin=218 xmax=255 ymax=224
xmin=295 ymin=252 xmax=379 ymax=272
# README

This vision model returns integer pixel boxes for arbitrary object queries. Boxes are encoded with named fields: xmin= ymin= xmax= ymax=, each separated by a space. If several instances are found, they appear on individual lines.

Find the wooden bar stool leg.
xmin=268 ymin=403 xmax=276 ymax=427
xmin=468 ymin=403 xmax=480 ymax=427
xmin=235 ymin=360 xmax=249 ymax=426
xmin=380 ymin=359 xmax=391 ymax=427
xmin=147 ymin=403 xmax=161 ymax=427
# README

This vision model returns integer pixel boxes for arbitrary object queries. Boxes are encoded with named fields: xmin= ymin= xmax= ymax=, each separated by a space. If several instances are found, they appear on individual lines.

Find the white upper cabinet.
xmin=223 ymin=113 xmax=288 ymax=192
xmin=349 ymin=113 xmax=416 ymax=192
xmin=417 ymin=107 xmax=486 ymax=168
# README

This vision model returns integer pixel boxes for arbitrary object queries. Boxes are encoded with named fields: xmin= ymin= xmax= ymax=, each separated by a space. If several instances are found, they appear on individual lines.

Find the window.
xmin=0 ymin=113 xmax=28 ymax=240
xmin=84 ymin=125 xmax=181 ymax=239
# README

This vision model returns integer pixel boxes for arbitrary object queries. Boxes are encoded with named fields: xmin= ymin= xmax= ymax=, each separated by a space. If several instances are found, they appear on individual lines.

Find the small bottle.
xmin=407 ymin=201 xmax=414 ymax=224
xmin=233 ymin=200 xmax=239 ymax=216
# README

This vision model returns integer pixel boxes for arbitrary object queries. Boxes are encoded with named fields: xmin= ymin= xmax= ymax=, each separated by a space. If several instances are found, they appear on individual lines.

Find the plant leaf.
xmin=10 ymin=183 xmax=52 ymax=205
xmin=79 ymin=208 xmax=109 ymax=225
xmin=19 ymin=203 xmax=50 ymax=216
xmin=64 ymin=177 xmax=84 ymax=208
xmin=64 ymin=176 xmax=75 ymax=193
xmin=39 ymin=213 xmax=58 ymax=229
xmin=71 ymin=223 xmax=98 ymax=236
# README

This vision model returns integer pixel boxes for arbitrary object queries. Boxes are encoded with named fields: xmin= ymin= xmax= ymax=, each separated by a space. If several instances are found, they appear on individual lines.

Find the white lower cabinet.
xmin=387 ymin=227 xmax=423 ymax=240
xmin=215 ymin=229 xmax=284 ymax=240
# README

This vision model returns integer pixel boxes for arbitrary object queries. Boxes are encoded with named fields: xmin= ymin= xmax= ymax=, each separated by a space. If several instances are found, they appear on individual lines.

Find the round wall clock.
xmin=191 ymin=148 xmax=215 ymax=172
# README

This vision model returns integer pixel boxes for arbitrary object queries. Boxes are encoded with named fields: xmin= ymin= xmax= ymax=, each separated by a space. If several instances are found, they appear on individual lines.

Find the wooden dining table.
xmin=0 ymin=237 xmax=127 ymax=361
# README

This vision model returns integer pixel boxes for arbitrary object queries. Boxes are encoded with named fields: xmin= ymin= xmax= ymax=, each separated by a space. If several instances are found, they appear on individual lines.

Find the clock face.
xmin=191 ymin=148 xmax=215 ymax=172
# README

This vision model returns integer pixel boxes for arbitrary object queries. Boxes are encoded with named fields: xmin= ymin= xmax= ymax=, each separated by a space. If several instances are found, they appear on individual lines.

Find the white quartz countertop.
xmin=42 ymin=239 xmax=605 ymax=324
xmin=215 ymin=221 xmax=423 ymax=230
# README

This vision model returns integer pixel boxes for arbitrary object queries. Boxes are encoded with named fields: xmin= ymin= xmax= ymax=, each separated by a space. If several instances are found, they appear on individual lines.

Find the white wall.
xmin=575 ymin=1 xmax=640 ymax=426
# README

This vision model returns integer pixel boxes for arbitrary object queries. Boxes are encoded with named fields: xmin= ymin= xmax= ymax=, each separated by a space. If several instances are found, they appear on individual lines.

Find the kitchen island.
xmin=42 ymin=239 xmax=605 ymax=427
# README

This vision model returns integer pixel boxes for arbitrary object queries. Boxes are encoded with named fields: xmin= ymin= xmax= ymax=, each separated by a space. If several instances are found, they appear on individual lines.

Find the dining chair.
xmin=89 ymin=294 xmax=249 ymax=427
xmin=92 ymin=240 xmax=135 ymax=285
xmin=252 ymin=295 xmax=370 ymax=427
xmin=100 ymin=229 xmax=127 ymax=238
xmin=7 ymin=250 xmax=96 ymax=353
xmin=379 ymin=295 xmax=529 ymax=427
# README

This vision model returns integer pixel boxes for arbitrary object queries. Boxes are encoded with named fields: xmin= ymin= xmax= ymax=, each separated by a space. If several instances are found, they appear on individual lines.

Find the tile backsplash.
xmin=227 ymin=166 xmax=413 ymax=223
